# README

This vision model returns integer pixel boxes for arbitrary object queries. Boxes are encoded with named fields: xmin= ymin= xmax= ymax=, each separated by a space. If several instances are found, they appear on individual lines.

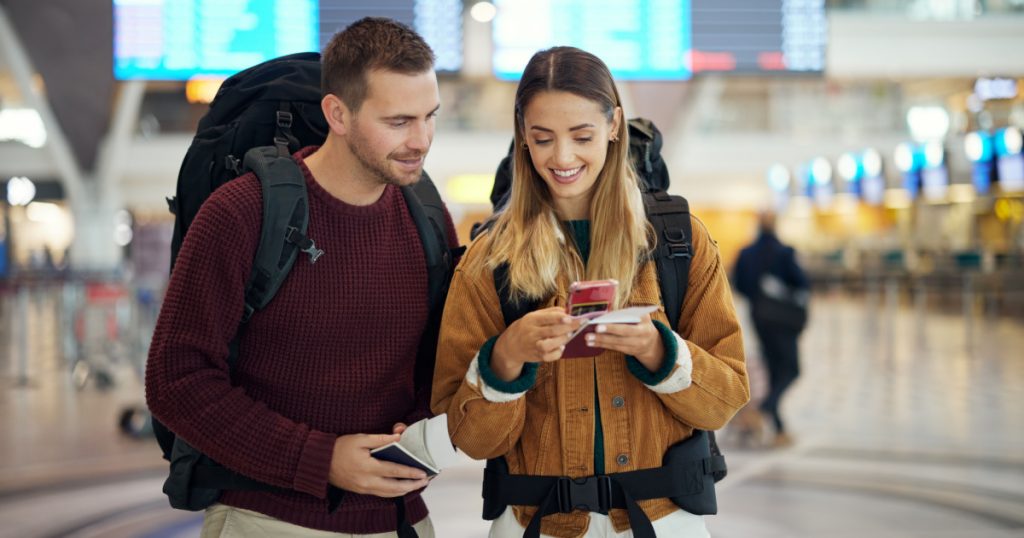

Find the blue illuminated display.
xmin=492 ymin=0 xmax=693 ymax=81
xmin=114 ymin=1 xmax=463 ymax=80
xmin=114 ymin=0 xmax=319 ymax=80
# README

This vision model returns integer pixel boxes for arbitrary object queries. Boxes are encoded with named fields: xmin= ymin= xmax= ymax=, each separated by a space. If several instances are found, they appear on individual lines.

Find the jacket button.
xmin=616 ymin=454 xmax=629 ymax=466
xmin=611 ymin=396 xmax=625 ymax=408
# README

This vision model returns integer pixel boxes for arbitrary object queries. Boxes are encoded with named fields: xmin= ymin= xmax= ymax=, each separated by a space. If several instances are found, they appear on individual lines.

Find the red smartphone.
xmin=562 ymin=280 xmax=618 ymax=358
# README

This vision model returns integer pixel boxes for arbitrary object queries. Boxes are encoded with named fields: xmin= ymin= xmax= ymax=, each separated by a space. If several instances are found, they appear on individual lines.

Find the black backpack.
xmin=478 ymin=117 xmax=727 ymax=486
xmin=156 ymin=52 xmax=459 ymax=513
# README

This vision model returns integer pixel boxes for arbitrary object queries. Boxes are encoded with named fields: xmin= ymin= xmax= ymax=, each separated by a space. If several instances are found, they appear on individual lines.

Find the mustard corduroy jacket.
xmin=431 ymin=216 xmax=749 ymax=537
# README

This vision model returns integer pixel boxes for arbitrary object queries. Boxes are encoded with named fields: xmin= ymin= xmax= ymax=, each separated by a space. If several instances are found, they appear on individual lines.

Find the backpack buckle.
xmin=556 ymin=475 xmax=613 ymax=514
xmin=285 ymin=226 xmax=324 ymax=264
xmin=303 ymin=242 xmax=324 ymax=264
xmin=276 ymin=110 xmax=293 ymax=129
xmin=663 ymin=228 xmax=691 ymax=259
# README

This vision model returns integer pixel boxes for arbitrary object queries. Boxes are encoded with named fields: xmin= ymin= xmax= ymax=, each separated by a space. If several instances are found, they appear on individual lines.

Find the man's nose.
xmin=407 ymin=120 xmax=432 ymax=152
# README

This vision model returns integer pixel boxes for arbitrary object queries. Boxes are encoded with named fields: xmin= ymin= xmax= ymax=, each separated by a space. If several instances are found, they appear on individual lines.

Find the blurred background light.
xmin=767 ymin=163 xmax=791 ymax=192
xmin=25 ymin=201 xmax=62 ymax=223
xmin=446 ymin=173 xmax=494 ymax=204
xmin=924 ymin=141 xmax=945 ymax=168
xmin=997 ymin=126 xmax=1023 ymax=156
xmin=185 ymin=77 xmax=225 ymax=105
xmin=884 ymin=188 xmax=913 ymax=209
xmin=0 ymin=108 xmax=47 ymax=148
xmin=964 ymin=131 xmax=992 ymax=162
xmin=837 ymin=152 xmax=860 ymax=181
xmin=6 ymin=176 xmax=36 ymax=206
xmin=862 ymin=148 xmax=882 ymax=177
xmin=470 ymin=1 xmax=497 ymax=23
xmin=811 ymin=157 xmax=832 ymax=186
xmin=906 ymin=106 xmax=950 ymax=142
xmin=894 ymin=143 xmax=917 ymax=173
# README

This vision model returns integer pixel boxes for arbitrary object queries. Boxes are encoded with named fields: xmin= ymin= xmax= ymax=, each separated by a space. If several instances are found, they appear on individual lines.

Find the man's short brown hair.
xmin=321 ymin=17 xmax=435 ymax=112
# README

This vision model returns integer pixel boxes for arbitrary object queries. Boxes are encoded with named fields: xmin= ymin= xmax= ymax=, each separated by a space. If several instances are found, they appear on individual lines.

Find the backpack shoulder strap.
xmin=402 ymin=174 xmax=460 ymax=312
xmin=240 ymin=146 xmax=313 ymax=323
xmin=642 ymin=191 xmax=693 ymax=331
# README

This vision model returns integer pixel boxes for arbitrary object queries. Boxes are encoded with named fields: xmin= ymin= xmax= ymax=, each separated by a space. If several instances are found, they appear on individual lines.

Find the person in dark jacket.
xmin=732 ymin=211 xmax=809 ymax=447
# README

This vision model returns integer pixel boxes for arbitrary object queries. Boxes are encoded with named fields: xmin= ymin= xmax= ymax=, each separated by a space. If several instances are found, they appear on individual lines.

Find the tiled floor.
xmin=1 ymin=284 xmax=1022 ymax=537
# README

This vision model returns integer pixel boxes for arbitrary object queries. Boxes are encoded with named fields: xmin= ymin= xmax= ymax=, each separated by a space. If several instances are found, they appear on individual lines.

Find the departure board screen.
xmin=492 ymin=0 xmax=692 ymax=81
xmin=114 ymin=0 xmax=462 ymax=80
xmin=319 ymin=0 xmax=462 ymax=73
xmin=690 ymin=0 xmax=825 ymax=74
xmin=492 ymin=0 xmax=825 ymax=80
xmin=114 ymin=0 xmax=318 ymax=80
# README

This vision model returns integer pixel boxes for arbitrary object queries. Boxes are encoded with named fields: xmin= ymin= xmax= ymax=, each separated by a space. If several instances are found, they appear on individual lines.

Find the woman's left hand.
xmin=586 ymin=314 xmax=665 ymax=372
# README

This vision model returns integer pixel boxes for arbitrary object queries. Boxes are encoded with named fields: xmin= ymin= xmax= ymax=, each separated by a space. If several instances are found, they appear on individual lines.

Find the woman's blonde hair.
xmin=467 ymin=46 xmax=653 ymax=307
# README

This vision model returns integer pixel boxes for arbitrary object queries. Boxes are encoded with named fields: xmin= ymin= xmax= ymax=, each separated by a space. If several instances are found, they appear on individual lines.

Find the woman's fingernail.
xmin=596 ymin=325 xmax=607 ymax=333
xmin=586 ymin=335 xmax=595 ymax=346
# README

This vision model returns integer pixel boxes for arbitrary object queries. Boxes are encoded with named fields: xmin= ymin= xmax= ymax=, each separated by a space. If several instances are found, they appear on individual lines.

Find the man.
xmin=732 ymin=211 xmax=808 ymax=448
xmin=146 ymin=18 xmax=457 ymax=537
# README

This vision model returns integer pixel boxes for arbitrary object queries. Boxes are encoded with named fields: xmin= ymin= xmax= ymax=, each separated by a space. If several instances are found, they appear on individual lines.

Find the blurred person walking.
xmin=146 ymin=18 xmax=460 ymax=538
xmin=732 ymin=212 xmax=809 ymax=448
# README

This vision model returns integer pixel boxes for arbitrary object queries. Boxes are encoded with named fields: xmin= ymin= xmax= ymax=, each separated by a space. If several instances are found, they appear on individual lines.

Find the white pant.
xmin=201 ymin=504 xmax=435 ymax=538
xmin=488 ymin=508 xmax=709 ymax=538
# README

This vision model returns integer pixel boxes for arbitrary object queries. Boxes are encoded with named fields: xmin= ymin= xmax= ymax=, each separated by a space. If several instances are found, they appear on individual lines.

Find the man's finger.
xmin=372 ymin=478 xmax=430 ymax=498
xmin=373 ymin=460 xmax=430 ymax=480
xmin=355 ymin=433 xmax=402 ymax=449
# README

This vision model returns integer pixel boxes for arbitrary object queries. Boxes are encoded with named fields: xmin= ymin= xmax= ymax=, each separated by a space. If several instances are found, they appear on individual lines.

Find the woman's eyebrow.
xmin=529 ymin=123 xmax=595 ymax=133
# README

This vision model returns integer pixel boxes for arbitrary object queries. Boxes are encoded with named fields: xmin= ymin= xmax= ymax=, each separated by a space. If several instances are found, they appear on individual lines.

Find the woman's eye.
xmin=533 ymin=139 xmax=552 ymax=145
xmin=576 ymin=137 xmax=593 ymax=144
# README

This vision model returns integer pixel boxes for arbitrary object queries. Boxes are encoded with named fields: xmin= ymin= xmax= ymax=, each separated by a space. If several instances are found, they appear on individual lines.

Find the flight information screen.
xmin=114 ymin=0 xmax=318 ymax=80
xmin=114 ymin=0 xmax=462 ymax=80
xmin=491 ymin=0 xmax=826 ymax=80
xmin=319 ymin=0 xmax=462 ymax=73
xmin=492 ymin=0 xmax=692 ymax=81
xmin=690 ymin=0 xmax=826 ymax=74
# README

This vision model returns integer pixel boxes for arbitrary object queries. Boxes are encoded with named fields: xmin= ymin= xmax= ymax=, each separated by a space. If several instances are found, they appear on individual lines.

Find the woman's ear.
xmin=610 ymin=106 xmax=623 ymax=140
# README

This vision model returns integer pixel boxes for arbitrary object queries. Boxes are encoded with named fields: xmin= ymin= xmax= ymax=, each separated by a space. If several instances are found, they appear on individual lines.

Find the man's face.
xmin=345 ymin=69 xmax=440 ymax=187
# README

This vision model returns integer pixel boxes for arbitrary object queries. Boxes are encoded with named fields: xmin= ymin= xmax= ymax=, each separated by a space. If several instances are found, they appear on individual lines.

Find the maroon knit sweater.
xmin=145 ymin=147 xmax=458 ymax=533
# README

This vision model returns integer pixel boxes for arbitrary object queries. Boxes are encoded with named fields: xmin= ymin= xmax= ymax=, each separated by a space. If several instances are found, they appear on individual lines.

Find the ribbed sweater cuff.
xmin=478 ymin=336 xmax=538 ymax=393
xmin=293 ymin=430 xmax=336 ymax=498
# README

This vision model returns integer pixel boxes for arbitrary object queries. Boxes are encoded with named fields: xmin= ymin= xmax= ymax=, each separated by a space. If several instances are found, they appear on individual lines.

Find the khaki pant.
xmin=201 ymin=504 xmax=435 ymax=538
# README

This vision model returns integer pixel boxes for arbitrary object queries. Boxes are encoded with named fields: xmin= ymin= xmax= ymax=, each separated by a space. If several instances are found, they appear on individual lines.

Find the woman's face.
xmin=521 ymin=91 xmax=620 ymax=220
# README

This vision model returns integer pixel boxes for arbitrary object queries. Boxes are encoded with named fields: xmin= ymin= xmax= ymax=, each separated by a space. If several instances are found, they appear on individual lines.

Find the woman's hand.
xmin=586 ymin=313 xmax=666 ymax=372
xmin=491 ymin=307 xmax=582 ymax=381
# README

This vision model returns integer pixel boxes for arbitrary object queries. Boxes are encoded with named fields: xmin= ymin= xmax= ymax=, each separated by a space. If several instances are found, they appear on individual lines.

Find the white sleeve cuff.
xmin=465 ymin=352 xmax=528 ymax=403
xmin=646 ymin=332 xmax=693 ymax=394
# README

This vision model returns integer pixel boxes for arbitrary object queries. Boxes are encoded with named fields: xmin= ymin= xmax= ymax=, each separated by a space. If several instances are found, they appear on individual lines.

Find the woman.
xmin=431 ymin=47 xmax=749 ymax=538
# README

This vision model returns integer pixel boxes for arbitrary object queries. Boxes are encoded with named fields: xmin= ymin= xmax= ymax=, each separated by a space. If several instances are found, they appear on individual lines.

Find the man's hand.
xmin=328 ymin=433 xmax=429 ymax=498
xmin=491 ymin=307 xmax=582 ymax=381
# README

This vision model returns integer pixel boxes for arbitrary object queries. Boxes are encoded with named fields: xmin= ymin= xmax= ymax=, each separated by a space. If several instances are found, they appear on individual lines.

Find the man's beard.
xmin=347 ymin=127 xmax=424 ymax=187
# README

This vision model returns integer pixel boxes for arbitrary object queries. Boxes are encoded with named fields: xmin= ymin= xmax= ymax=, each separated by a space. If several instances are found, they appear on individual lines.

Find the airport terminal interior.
xmin=1 ymin=0 xmax=1023 ymax=537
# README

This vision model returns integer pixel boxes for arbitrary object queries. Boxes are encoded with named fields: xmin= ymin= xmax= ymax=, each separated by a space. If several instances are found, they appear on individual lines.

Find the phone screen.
xmin=569 ymin=301 xmax=609 ymax=316
xmin=566 ymin=280 xmax=618 ymax=318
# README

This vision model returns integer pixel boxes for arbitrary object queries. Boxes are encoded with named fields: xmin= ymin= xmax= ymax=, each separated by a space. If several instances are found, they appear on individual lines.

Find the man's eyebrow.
xmin=383 ymin=104 xmax=441 ymax=121
xmin=528 ymin=123 xmax=595 ymax=133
